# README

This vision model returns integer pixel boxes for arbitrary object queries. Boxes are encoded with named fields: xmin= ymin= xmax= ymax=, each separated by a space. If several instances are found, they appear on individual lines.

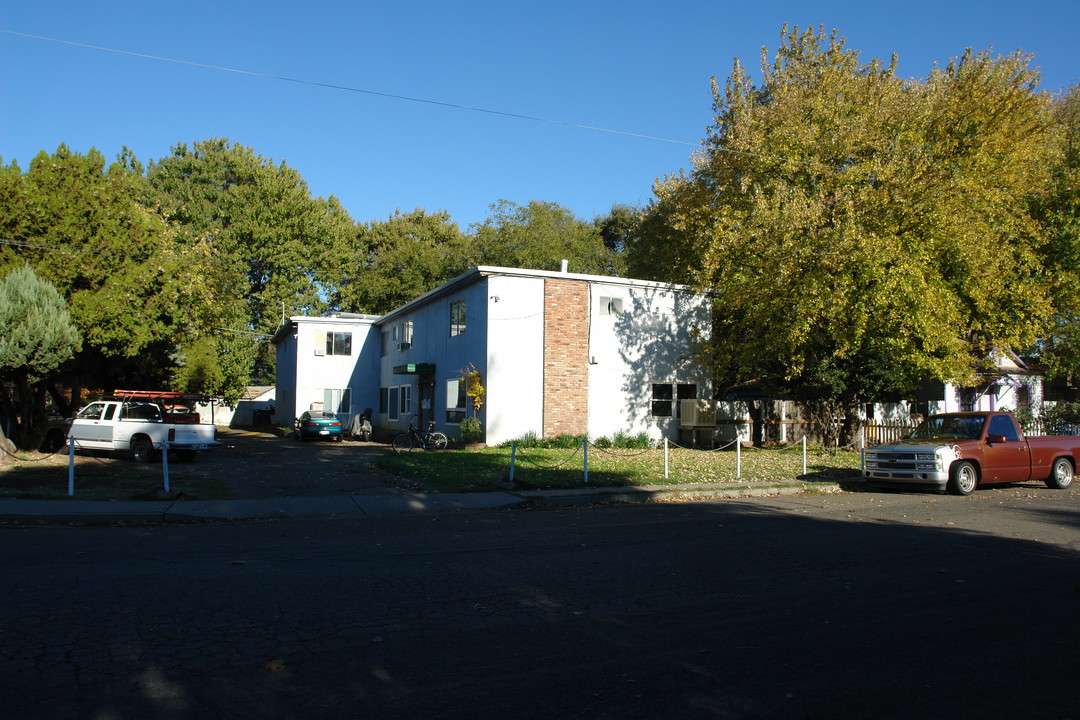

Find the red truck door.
xmin=981 ymin=414 xmax=1032 ymax=483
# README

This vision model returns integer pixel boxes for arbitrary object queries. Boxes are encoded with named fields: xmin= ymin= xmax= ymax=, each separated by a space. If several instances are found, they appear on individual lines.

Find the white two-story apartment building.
xmin=273 ymin=265 xmax=713 ymax=446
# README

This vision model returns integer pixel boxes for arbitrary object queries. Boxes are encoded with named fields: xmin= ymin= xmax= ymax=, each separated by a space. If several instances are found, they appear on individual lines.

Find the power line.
xmin=0 ymin=29 xmax=698 ymax=148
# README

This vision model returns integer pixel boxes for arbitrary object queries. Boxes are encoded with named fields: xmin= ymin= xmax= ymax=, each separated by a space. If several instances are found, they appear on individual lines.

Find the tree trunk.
xmin=0 ymin=423 xmax=15 ymax=464
xmin=840 ymin=405 xmax=863 ymax=448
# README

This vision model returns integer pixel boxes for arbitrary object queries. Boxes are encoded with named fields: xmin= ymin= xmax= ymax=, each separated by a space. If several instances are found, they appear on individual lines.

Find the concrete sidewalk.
xmin=0 ymin=480 xmax=844 ymax=523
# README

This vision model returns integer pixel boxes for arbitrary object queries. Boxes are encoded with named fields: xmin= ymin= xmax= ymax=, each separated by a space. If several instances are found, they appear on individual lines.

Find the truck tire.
xmin=131 ymin=437 xmax=156 ymax=463
xmin=41 ymin=429 xmax=66 ymax=453
xmin=1044 ymin=457 xmax=1074 ymax=490
xmin=947 ymin=461 xmax=978 ymax=496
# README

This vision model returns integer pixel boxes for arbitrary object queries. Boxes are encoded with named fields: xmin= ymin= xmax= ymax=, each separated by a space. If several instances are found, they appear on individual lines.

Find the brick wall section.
xmin=543 ymin=278 xmax=590 ymax=437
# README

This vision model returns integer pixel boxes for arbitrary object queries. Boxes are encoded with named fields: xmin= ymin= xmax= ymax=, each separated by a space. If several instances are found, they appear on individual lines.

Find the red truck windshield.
xmin=908 ymin=414 xmax=986 ymax=440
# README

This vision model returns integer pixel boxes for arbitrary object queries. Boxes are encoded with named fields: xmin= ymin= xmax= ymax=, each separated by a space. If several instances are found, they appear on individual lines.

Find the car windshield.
xmin=907 ymin=414 xmax=985 ymax=440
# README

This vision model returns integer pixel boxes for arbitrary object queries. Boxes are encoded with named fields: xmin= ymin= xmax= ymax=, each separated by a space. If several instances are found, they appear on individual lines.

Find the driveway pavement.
xmin=205 ymin=428 xmax=409 ymax=498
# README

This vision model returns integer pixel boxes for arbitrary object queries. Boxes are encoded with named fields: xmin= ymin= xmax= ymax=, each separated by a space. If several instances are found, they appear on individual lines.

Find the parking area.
xmin=198 ymin=428 xmax=409 ymax=499
xmin=24 ymin=428 xmax=410 ymax=500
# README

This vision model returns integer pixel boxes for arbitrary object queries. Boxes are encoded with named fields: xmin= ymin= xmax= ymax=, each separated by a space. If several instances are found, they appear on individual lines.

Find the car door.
xmin=69 ymin=402 xmax=116 ymax=448
xmin=981 ymin=415 xmax=1031 ymax=483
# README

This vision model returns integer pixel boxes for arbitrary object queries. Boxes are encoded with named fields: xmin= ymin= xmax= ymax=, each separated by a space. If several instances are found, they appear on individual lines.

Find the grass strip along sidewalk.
xmin=377 ymin=443 xmax=863 ymax=494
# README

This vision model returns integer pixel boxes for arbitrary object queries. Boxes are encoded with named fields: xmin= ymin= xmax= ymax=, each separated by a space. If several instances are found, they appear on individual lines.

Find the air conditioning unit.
xmin=398 ymin=342 xmax=411 ymax=351
xmin=680 ymin=399 xmax=717 ymax=428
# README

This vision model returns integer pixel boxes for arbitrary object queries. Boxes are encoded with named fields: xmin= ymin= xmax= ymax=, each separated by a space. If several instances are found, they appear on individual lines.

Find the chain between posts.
xmin=507 ymin=434 xmax=825 ymax=483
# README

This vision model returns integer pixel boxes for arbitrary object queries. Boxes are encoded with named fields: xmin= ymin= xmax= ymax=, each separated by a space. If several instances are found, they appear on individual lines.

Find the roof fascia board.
xmin=376 ymin=266 xmax=709 ymax=325
xmin=272 ymin=314 xmax=380 ymax=345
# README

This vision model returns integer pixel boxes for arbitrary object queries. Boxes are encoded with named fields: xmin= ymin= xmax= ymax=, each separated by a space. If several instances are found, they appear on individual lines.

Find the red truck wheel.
xmin=948 ymin=461 xmax=978 ymax=496
xmin=1045 ymin=457 xmax=1074 ymax=490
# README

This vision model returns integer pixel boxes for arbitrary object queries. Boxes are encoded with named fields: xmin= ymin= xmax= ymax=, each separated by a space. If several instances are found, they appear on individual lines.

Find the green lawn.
xmin=376 ymin=444 xmax=864 ymax=493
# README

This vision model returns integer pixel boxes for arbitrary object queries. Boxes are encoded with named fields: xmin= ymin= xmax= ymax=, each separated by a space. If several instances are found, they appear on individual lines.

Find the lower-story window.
xmin=388 ymin=387 xmax=399 ymax=421
xmin=652 ymin=382 xmax=697 ymax=417
xmin=322 ymin=388 xmax=351 ymax=414
xmin=446 ymin=379 xmax=467 ymax=424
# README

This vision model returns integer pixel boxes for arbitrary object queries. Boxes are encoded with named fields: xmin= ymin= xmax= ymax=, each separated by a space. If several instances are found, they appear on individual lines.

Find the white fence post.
xmin=162 ymin=442 xmax=170 ymax=495
xmin=663 ymin=437 xmax=669 ymax=479
xmin=583 ymin=437 xmax=589 ymax=484
xmin=736 ymin=437 xmax=742 ymax=479
xmin=802 ymin=436 xmax=807 ymax=476
xmin=68 ymin=435 xmax=75 ymax=497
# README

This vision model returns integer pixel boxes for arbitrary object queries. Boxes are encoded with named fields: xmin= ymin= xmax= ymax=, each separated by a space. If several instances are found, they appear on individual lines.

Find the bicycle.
xmin=392 ymin=415 xmax=448 ymax=453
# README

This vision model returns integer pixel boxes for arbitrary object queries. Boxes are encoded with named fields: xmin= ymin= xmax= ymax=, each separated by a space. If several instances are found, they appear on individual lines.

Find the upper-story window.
xmin=399 ymin=320 xmax=414 ymax=349
xmin=326 ymin=331 xmax=352 ymax=356
xmin=450 ymin=299 xmax=466 ymax=337
xmin=599 ymin=296 xmax=623 ymax=316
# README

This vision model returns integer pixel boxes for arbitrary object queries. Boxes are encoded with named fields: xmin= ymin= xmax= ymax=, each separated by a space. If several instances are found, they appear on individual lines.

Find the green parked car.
xmin=293 ymin=411 xmax=343 ymax=442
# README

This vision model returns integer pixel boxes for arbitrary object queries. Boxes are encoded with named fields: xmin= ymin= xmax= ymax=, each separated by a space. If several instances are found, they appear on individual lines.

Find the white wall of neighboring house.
xmin=274 ymin=315 xmax=380 ymax=426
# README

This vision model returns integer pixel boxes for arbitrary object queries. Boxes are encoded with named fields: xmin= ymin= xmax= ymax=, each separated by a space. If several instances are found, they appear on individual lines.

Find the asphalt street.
xmin=2 ymin=485 xmax=1079 ymax=719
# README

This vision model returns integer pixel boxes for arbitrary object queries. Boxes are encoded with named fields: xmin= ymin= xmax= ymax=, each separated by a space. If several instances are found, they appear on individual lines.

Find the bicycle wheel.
xmin=392 ymin=433 xmax=413 ymax=453
xmin=428 ymin=432 xmax=448 ymax=451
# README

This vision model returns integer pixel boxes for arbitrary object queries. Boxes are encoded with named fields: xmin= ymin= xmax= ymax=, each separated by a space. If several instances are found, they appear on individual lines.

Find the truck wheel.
xmin=131 ymin=437 xmax=156 ymax=463
xmin=1045 ymin=457 xmax=1074 ymax=489
xmin=947 ymin=461 xmax=978 ymax=496
xmin=174 ymin=449 xmax=198 ymax=463
xmin=41 ymin=429 xmax=66 ymax=453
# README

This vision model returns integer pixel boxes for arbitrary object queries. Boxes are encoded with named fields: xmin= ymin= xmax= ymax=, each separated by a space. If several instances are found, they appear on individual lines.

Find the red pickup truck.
xmin=862 ymin=411 xmax=1080 ymax=495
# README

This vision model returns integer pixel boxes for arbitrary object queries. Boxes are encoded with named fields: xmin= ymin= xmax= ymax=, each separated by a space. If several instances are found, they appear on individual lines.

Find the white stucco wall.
xmin=484 ymin=275 xmax=546 ymax=445
xmin=279 ymin=316 xmax=379 ymax=425
xmin=587 ymin=283 xmax=712 ymax=442
xmin=274 ymin=333 xmax=298 ymax=425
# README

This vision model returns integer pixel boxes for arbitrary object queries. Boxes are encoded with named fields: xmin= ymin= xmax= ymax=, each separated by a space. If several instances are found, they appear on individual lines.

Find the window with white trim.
xmin=322 ymin=388 xmax=351 ymax=414
xmin=450 ymin=298 xmax=466 ymax=337
xmin=388 ymin=387 xmax=399 ymax=421
xmin=599 ymin=296 xmax=623 ymax=316
xmin=446 ymin=379 xmax=467 ymax=424
xmin=319 ymin=331 xmax=352 ymax=356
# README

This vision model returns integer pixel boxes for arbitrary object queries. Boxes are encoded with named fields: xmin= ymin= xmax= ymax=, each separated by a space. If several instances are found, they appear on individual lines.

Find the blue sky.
xmin=2 ymin=1 xmax=1077 ymax=230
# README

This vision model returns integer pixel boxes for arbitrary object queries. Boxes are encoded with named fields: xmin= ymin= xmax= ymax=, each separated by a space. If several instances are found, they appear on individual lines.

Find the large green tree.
xmin=333 ymin=209 xmax=469 ymax=315
xmin=1031 ymin=84 xmax=1080 ymax=382
xmin=147 ymin=138 xmax=358 ymax=386
xmin=468 ymin=199 xmax=626 ymax=276
xmin=631 ymin=26 xmax=1069 ymax=440
xmin=147 ymin=139 xmax=355 ymax=324
xmin=0 ymin=265 xmax=81 ymax=451
xmin=0 ymin=145 xmax=198 ymax=408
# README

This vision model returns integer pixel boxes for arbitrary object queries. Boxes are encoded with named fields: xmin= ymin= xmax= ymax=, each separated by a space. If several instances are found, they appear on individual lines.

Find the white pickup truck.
xmin=66 ymin=397 xmax=219 ymax=462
